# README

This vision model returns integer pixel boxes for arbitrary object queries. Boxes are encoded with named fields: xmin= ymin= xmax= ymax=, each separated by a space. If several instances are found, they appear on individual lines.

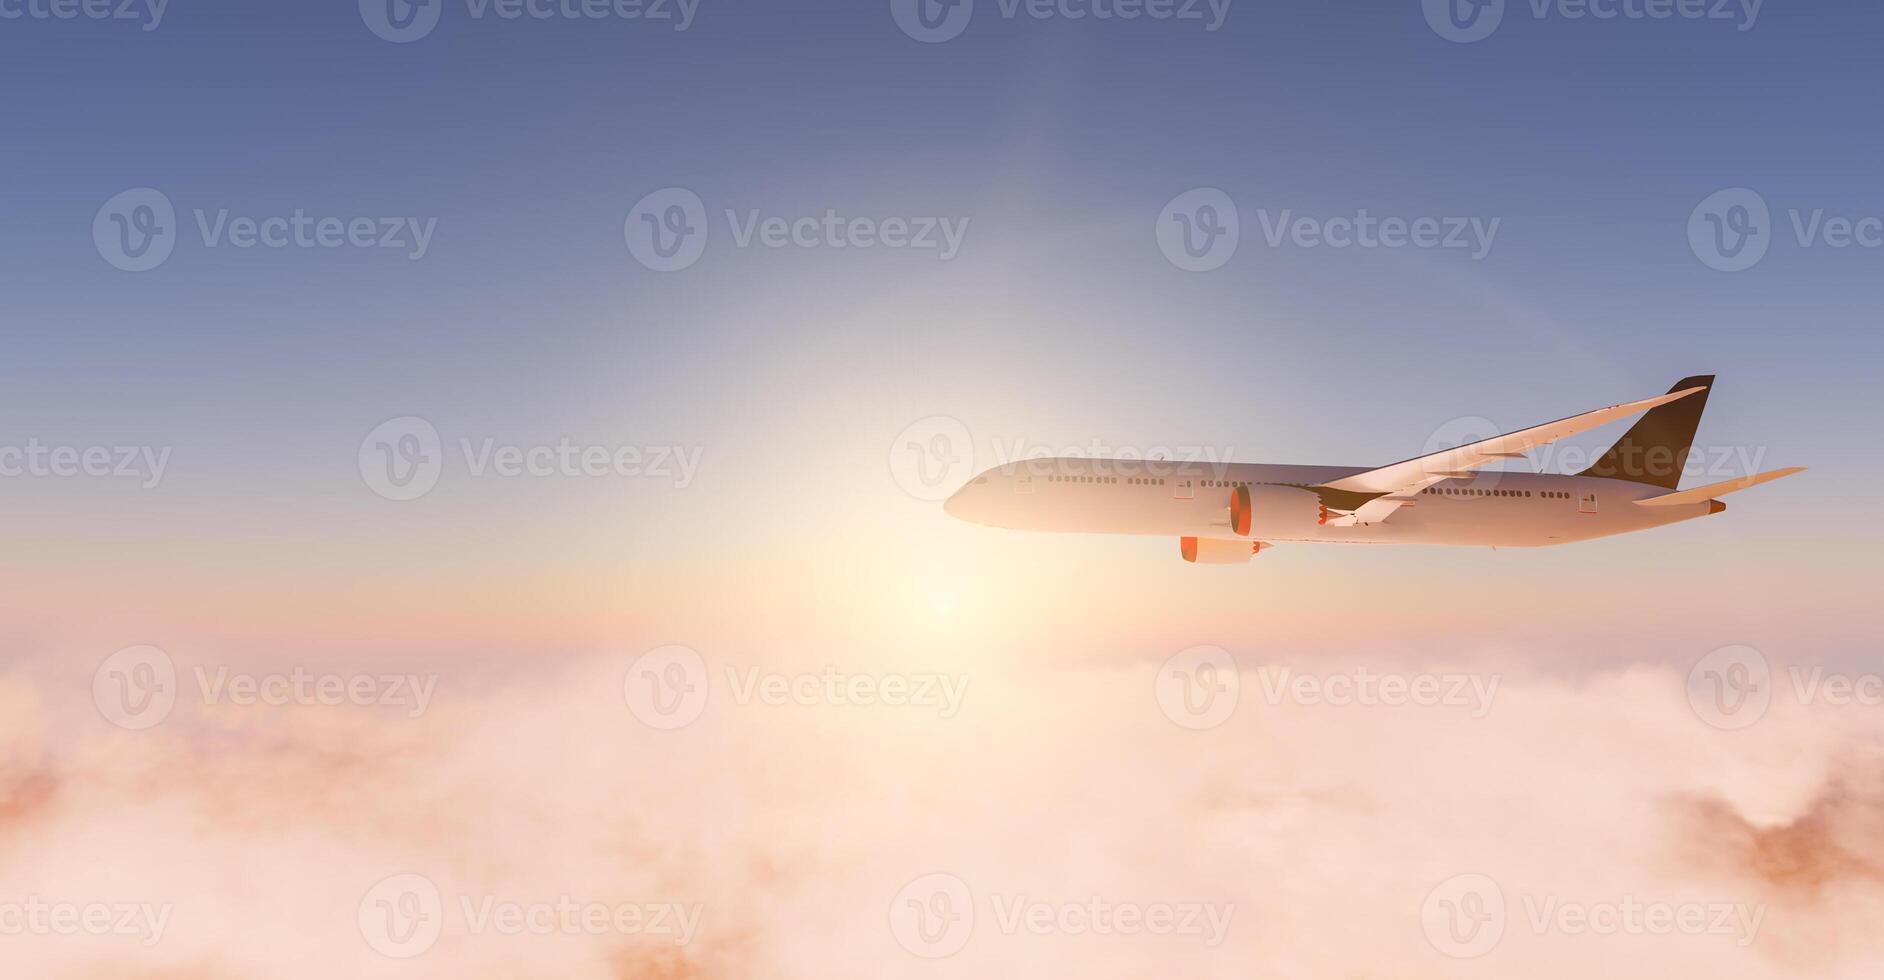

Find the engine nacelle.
xmin=1180 ymin=536 xmax=1272 ymax=564
xmin=1231 ymin=484 xmax=1252 ymax=536
xmin=1225 ymin=483 xmax=1321 ymax=539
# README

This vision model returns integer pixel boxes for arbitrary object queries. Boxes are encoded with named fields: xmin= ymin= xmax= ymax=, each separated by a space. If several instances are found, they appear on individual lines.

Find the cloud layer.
xmin=4 ymin=648 xmax=1882 ymax=978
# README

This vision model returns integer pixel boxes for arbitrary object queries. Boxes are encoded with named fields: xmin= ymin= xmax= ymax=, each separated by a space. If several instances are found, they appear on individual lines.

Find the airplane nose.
xmin=943 ymin=486 xmax=966 ymax=518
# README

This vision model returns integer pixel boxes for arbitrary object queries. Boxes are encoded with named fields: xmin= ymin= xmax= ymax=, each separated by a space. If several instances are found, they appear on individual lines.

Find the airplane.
xmin=942 ymin=376 xmax=1804 ymax=563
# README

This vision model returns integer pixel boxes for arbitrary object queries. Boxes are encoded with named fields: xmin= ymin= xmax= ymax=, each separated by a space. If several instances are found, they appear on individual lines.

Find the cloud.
xmin=2 ymin=651 xmax=1882 ymax=978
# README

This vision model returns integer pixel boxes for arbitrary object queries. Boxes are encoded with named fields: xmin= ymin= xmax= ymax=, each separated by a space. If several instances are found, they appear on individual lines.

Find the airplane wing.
xmin=1632 ymin=467 xmax=1805 ymax=507
xmin=1317 ymin=384 xmax=1709 ymax=527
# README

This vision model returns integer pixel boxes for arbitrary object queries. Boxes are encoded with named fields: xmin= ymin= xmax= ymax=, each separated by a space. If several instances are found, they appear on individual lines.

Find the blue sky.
xmin=6 ymin=0 xmax=1880 ymax=406
xmin=1 ymin=0 xmax=1879 ymax=662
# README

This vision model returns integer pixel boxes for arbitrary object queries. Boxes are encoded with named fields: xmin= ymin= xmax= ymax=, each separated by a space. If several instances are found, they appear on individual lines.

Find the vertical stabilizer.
xmin=1578 ymin=375 xmax=1713 ymax=490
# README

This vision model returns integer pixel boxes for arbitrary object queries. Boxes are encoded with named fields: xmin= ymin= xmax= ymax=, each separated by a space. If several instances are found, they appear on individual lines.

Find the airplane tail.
xmin=1578 ymin=374 xmax=1713 ymax=490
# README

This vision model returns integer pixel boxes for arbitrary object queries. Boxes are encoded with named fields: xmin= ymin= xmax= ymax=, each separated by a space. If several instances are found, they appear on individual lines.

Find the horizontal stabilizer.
xmin=1633 ymin=467 xmax=1806 ymax=507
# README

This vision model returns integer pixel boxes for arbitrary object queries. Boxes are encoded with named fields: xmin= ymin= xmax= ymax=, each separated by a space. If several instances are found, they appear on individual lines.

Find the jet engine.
xmin=1222 ymin=483 xmax=1320 ymax=539
xmin=1231 ymin=484 xmax=1252 ymax=536
xmin=1180 ymin=537 xmax=1272 ymax=564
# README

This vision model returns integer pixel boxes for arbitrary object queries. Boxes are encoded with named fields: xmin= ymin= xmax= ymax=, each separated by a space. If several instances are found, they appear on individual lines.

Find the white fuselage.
xmin=943 ymin=459 xmax=1718 ymax=547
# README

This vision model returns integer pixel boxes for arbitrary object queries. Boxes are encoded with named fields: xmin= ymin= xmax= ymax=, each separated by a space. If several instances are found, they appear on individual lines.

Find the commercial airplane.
xmin=943 ymin=376 xmax=1804 ymax=563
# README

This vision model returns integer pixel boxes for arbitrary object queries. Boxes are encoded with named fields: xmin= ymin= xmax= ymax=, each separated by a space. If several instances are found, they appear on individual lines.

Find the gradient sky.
xmin=1 ymin=0 xmax=1879 ymax=671
xmin=10 ymin=5 xmax=1884 ymax=979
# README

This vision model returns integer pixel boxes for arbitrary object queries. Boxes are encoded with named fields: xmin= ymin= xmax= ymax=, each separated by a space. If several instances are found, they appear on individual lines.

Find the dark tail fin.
xmin=1578 ymin=375 xmax=1714 ymax=490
